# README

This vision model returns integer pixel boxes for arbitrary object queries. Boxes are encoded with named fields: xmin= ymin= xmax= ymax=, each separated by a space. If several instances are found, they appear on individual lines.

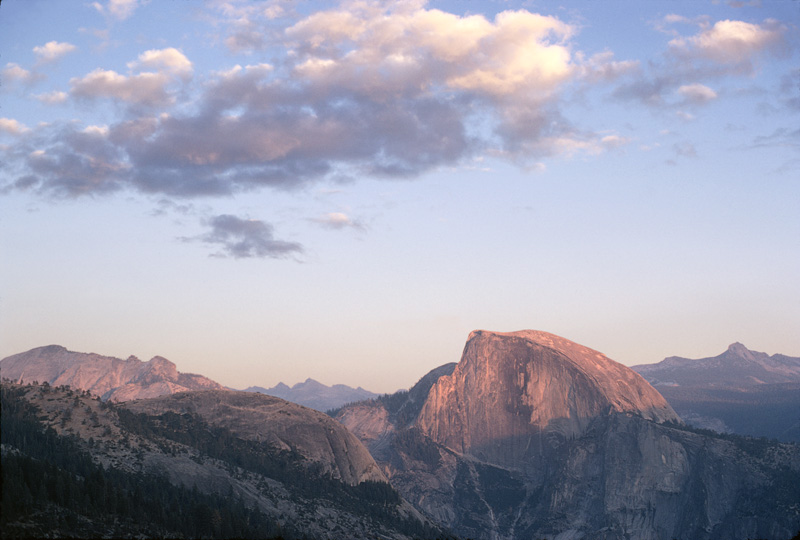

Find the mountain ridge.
xmin=632 ymin=342 xmax=800 ymax=441
xmin=245 ymin=377 xmax=378 ymax=412
xmin=632 ymin=342 xmax=800 ymax=387
xmin=0 ymin=345 xmax=226 ymax=401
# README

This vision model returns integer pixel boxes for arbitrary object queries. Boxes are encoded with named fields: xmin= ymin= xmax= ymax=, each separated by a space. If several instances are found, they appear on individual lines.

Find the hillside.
xmin=0 ymin=381 xmax=446 ymax=539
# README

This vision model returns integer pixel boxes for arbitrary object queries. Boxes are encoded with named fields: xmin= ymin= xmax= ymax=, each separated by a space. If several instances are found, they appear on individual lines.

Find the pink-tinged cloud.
xmin=0 ymin=118 xmax=30 ymax=135
xmin=69 ymin=48 xmax=193 ymax=106
xmin=312 ymin=212 xmax=365 ymax=230
xmin=70 ymin=69 xmax=172 ymax=106
xmin=677 ymin=83 xmax=718 ymax=104
xmin=2 ymin=5 xmax=661 ymax=200
xmin=33 ymin=41 xmax=77 ymax=64
xmin=669 ymin=19 xmax=787 ymax=67
xmin=34 ymin=91 xmax=69 ymax=105
xmin=614 ymin=18 xmax=786 ymax=107
xmin=129 ymin=48 xmax=193 ymax=77
xmin=2 ymin=63 xmax=42 ymax=86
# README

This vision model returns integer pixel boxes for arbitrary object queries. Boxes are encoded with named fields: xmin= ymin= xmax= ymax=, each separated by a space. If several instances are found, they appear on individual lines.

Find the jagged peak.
xmin=295 ymin=378 xmax=325 ymax=389
xmin=726 ymin=342 xmax=750 ymax=354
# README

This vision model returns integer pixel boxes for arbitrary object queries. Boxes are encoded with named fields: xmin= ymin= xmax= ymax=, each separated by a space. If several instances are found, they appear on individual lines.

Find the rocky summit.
xmin=337 ymin=330 xmax=800 ymax=540
xmin=0 ymin=345 xmax=225 ymax=401
xmin=417 ymin=330 xmax=679 ymax=468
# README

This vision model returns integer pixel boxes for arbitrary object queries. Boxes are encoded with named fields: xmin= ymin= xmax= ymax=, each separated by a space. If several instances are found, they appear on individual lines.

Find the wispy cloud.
xmin=92 ymin=0 xmax=144 ymax=21
xmin=311 ymin=212 xmax=365 ymax=231
xmin=614 ymin=18 xmax=789 ymax=108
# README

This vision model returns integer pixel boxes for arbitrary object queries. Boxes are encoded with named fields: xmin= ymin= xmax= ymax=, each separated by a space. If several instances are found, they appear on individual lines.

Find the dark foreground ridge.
xmin=0 ymin=381 xmax=451 ymax=539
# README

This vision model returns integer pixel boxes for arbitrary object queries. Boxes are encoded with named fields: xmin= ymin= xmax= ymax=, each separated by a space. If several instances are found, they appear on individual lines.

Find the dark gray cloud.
xmin=191 ymin=214 xmax=303 ymax=259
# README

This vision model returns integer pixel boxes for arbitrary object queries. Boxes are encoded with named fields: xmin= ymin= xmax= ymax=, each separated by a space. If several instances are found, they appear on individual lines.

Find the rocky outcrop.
xmin=336 ymin=330 xmax=800 ymax=540
xmin=417 ymin=330 xmax=679 ymax=468
xmin=0 ymin=345 xmax=226 ymax=401
xmin=126 ymin=390 xmax=386 ymax=485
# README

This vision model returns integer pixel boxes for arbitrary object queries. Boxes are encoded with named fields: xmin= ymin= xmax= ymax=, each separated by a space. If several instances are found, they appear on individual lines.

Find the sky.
xmin=1 ymin=0 xmax=798 ymax=394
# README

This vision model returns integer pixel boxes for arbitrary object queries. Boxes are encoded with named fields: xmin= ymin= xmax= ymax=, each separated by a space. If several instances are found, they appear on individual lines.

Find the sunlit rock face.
xmin=0 ymin=345 xmax=226 ymax=401
xmin=335 ymin=330 xmax=800 ymax=540
xmin=417 ymin=330 xmax=679 ymax=468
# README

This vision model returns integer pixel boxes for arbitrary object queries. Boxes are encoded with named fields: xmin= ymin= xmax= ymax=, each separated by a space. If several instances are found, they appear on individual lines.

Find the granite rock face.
xmin=0 ymin=345 xmax=225 ymax=401
xmin=337 ymin=330 xmax=800 ymax=540
xmin=417 ymin=330 xmax=679 ymax=469
xmin=126 ymin=390 xmax=386 ymax=485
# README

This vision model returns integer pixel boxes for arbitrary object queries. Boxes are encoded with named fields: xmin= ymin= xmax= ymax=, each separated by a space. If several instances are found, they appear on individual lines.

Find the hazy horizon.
xmin=2 ymin=0 xmax=798 ymax=394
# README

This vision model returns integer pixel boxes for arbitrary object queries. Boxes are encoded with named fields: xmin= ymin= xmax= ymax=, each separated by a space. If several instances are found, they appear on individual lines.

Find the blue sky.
xmin=1 ymin=0 xmax=798 ymax=393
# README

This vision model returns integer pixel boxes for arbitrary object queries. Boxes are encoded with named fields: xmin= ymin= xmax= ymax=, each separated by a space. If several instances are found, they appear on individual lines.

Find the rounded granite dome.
xmin=417 ymin=330 xmax=679 ymax=468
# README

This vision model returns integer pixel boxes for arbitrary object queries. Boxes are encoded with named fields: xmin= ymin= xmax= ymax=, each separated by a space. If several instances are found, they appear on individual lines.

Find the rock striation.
xmin=0 ymin=345 xmax=225 ymax=401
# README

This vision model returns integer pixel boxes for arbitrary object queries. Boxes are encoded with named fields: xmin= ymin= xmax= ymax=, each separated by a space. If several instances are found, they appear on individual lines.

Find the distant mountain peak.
xmin=726 ymin=342 xmax=754 ymax=358
xmin=244 ymin=378 xmax=378 ymax=412
xmin=632 ymin=342 xmax=800 ymax=388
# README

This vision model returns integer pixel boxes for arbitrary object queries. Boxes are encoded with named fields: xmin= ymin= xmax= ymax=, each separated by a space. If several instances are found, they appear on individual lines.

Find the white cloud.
xmin=677 ymin=83 xmax=718 ymax=104
xmin=70 ymin=48 xmax=194 ymax=106
xmin=93 ymin=0 xmax=143 ymax=21
xmin=312 ymin=212 xmax=364 ymax=230
xmin=669 ymin=19 xmax=787 ymax=66
xmin=129 ymin=48 xmax=193 ymax=77
xmin=34 ymin=91 xmax=69 ymax=104
xmin=287 ymin=6 xmax=575 ymax=100
xmin=2 ymin=63 xmax=41 ymax=85
xmin=0 ymin=118 xmax=30 ymax=135
xmin=600 ymin=135 xmax=630 ymax=149
xmin=70 ymin=68 xmax=172 ymax=106
xmin=33 ymin=41 xmax=77 ymax=64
